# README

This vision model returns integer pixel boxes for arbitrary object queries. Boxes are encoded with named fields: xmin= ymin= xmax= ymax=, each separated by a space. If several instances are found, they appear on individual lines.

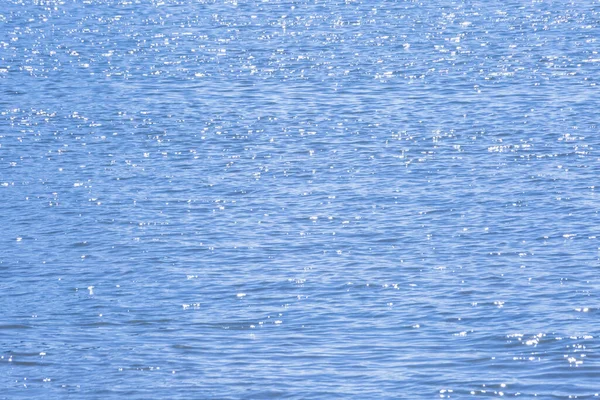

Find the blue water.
xmin=1 ymin=0 xmax=600 ymax=398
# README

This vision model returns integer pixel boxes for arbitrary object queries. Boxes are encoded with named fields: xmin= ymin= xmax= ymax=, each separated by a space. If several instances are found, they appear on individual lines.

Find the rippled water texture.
xmin=1 ymin=0 xmax=600 ymax=398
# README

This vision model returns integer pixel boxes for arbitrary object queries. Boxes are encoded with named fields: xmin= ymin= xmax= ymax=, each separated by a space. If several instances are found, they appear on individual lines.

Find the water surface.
xmin=1 ymin=0 xmax=600 ymax=398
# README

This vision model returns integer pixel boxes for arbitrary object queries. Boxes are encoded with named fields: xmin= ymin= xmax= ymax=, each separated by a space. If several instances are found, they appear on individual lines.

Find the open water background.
xmin=1 ymin=0 xmax=600 ymax=398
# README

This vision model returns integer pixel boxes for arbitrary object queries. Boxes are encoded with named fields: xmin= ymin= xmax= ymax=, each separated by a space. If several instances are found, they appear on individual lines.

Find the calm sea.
xmin=1 ymin=0 xmax=600 ymax=398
